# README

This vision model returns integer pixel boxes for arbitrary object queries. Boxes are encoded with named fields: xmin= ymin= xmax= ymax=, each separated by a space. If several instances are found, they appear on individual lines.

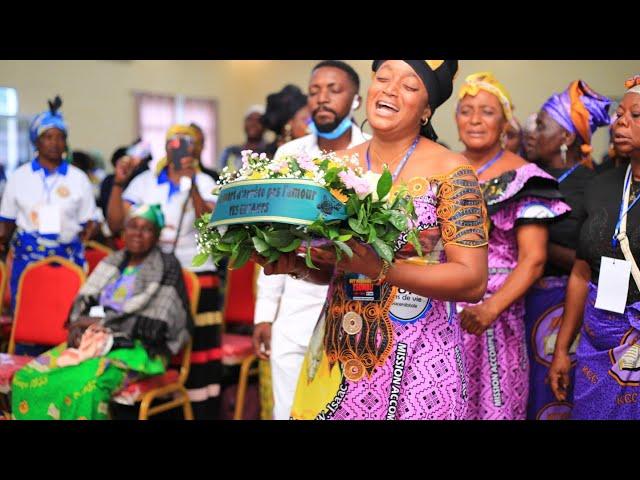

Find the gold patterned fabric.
xmin=432 ymin=166 xmax=488 ymax=248
xmin=322 ymin=165 xmax=487 ymax=379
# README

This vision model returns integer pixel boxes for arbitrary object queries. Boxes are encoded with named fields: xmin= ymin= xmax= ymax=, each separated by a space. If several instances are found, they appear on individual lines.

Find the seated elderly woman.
xmin=11 ymin=204 xmax=193 ymax=420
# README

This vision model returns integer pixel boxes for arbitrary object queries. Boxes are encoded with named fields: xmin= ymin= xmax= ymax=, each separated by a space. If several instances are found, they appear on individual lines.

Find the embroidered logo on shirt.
xmin=56 ymin=185 xmax=70 ymax=198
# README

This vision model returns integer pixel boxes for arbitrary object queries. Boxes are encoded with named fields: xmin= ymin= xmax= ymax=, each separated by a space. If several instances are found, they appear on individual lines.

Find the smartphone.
xmin=168 ymin=136 xmax=192 ymax=170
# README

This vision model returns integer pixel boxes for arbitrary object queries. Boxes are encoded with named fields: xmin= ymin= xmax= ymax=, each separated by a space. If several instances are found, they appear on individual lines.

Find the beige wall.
xmin=1 ymin=60 xmax=638 ymax=170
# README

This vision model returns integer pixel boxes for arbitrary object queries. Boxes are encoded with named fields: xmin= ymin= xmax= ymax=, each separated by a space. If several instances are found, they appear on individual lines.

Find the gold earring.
xmin=284 ymin=123 xmax=293 ymax=143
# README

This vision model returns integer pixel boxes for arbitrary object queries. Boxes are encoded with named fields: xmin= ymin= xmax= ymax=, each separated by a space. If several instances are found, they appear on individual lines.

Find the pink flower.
xmin=298 ymin=155 xmax=318 ymax=173
xmin=339 ymin=170 xmax=372 ymax=199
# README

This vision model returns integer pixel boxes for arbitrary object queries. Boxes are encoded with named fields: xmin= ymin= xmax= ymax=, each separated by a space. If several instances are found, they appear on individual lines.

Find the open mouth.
xmin=375 ymin=101 xmax=399 ymax=113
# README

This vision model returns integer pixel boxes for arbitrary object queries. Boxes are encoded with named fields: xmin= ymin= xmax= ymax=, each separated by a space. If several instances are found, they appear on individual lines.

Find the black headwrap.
xmin=262 ymin=84 xmax=308 ymax=135
xmin=372 ymin=60 xmax=459 ymax=141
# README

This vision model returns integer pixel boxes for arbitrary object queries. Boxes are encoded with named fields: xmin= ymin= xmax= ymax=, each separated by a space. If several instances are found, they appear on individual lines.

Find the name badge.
xmin=389 ymin=288 xmax=432 ymax=323
xmin=37 ymin=204 xmax=62 ymax=235
xmin=595 ymin=256 xmax=631 ymax=314
xmin=89 ymin=305 xmax=106 ymax=318
xmin=344 ymin=274 xmax=380 ymax=302
xmin=179 ymin=176 xmax=193 ymax=193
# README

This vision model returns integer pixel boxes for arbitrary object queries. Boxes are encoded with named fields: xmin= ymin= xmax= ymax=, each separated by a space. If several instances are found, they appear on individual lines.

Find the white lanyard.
xmin=616 ymin=165 xmax=640 ymax=292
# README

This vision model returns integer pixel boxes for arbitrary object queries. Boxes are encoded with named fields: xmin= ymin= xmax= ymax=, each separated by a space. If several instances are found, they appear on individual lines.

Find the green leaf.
xmin=214 ymin=241 xmax=233 ymax=252
xmin=328 ymin=227 xmax=339 ymax=240
xmin=372 ymin=238 xmax=394 ymax=263
xmin=389 ymin=211 xmax=408 ymax=231
xmin=407 ymin=230 xmax=423 ymax=257
xmin=266 ymin=250 xmax=281 ymax=263
xmin=305 ymin=241 xmax=318 ymax=270
xmin=192 ymin=252 xmax=210 ymax=267
xmin=264 ymin=229 xmax=295 ymax=248
xmin=348 ymin=217 xmax=368 ymax=235
xmin=211 ymin=252 xmax=225 ymax=266
xmin=252 ymin=236 xmax=271 ymax=254
xmin=336 ymin=233 xmax=352 ymax=242
xmin=324 ymin=167 xmax=341 ymax=185
xmin=231 ymin=246 xmax=252 ymax=269
xmin=334 ymin=240 xmax=353 ymax=258
xmin=221 ymin=228 xmax=248 ymax=244
xmin=277 ymin=238 xmax=302 ymax=253
xmin=346 ymin=196 xmax=361 ymax=216
xmin=377 ymin=169 xmax=392 ymax=201
xmin=252 ymin=226 xmax=268 ymax=240
xmin=367 ymin=224 xmax=377 ymax=243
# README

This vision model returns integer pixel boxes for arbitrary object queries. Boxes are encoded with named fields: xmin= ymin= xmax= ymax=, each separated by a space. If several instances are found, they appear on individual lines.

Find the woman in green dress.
xmin=12 ymin=204 xmax=193 ymax=420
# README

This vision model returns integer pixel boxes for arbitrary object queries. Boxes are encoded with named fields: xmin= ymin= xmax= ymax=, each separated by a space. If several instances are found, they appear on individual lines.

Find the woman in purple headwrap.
xmin=525 ymin=80 xmax=611 ymax=420
xmin=455 ymin=72 xmax=571 ymax=420
xmin=549 ymin=76 xmax=640 ymax=419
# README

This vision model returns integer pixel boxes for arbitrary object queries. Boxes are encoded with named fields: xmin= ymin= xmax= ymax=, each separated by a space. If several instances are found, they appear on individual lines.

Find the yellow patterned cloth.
xmin=458 ymin=72 xmax=513 ymax=121
xmin=258 ymin=359 xmax=274 ymax=420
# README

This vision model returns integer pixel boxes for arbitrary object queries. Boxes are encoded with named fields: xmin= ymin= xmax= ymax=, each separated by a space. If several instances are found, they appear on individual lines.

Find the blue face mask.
xmin=308 ymin=115 xmax=353 ymax=140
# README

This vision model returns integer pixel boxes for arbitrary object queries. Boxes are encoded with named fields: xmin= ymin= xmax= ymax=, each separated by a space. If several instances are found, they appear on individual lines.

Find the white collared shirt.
xmin=122 ymin=169 xmax=217 ymax=272
xmin=0 ymin=159 xmax=97 ymax=244
xmin=255 ymin=124 xmax=370 ymax=346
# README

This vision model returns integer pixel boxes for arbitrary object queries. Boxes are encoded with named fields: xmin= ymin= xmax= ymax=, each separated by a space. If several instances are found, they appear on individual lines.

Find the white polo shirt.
xmin=255 ymin=124 xmax=370 ymax=346
xmin=274 ymin=124 xmax=370 ymax=160
xmin=122 ymin=169 xmax=217 ymax=273
xmin=0 ymin=159 xmax=97 ymax=244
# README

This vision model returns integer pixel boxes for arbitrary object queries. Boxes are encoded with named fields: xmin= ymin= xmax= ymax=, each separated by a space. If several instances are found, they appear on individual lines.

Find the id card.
xmin=595 ymin=256 xmax=631 ymax=314
xmin=89 ymin=305 xmax=106 ymax=318
xmin=37 ymin=204 xmax=62 ymax=235
xmin=179 ymin=176 xmax=193 ymax=193
xmin=344 ymin=274 xmax=380 ymax=302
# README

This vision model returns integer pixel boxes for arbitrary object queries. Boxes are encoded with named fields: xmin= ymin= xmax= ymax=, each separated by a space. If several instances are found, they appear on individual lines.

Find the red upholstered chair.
xmin=8 ymin=256 xmax=85 ymax=354
xmin=0 ymin=260 xmax=11 ymax=352
xmin=111 ymin=268 xmax=197 ymax=420
xmin=0 ymin=256 xmax=85 ymax=399
xmin=84 ymin=240 xmax=113 ymax=275
xmin=221 ymin=260 xmax=260 ymax=419
xmin=3 ymin=251 xmax=12 ymax=312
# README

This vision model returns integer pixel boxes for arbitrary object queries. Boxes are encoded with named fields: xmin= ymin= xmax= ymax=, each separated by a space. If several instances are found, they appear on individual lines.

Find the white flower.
xmin=363 ymin=171 xmax=388 ymax=202
xmin=216 ymin=225 xmax=228 ymax=237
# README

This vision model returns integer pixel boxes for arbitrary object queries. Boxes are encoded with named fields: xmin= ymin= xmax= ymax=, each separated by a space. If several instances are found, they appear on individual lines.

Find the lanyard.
xmin=366 ymin=136 xmax=420 ymax=181
xmin=557 ymin=163 xmax=581 ymax=183
xmin=612 ymin=165 xmax=640 ymax=249
xmin=41 ymin=171 xmax=61 ymax=204
xmin=475 ymin=149 xmax=504 ymax=176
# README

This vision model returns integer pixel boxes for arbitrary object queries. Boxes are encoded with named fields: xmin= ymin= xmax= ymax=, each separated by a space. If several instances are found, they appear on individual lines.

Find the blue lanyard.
xmin=475 ymin=150 xmax=504 ymax=176
xmin=366 ymin=136 xmax=420 ymax=181
xmin=41 ymin=171 xmax=61 ymax=203
xmin=557 ymin=163 xmax=581 ymax=183
xmin=612 ymin=165 xmax=640 ymax=249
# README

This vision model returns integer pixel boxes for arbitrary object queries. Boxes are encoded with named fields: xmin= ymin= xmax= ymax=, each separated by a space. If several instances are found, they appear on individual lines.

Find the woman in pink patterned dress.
xmin=455 ymin=72 xmax=571 ymax=419
xmin=257 ymin=60 xmax=489 ymax=420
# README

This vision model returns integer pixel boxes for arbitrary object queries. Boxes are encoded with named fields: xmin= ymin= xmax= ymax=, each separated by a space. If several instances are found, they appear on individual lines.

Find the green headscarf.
xmin=130 ymin=204 xmax=165 ymax=229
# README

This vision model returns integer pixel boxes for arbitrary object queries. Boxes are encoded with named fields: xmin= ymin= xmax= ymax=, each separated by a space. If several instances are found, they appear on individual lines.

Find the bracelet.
xmin=371 ymin=258 xmax=392 ymax=284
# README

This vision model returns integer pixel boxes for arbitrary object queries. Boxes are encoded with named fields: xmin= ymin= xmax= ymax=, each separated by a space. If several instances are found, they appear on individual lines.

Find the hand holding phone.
xmin=168 ymin=136 xmax=193 ymax=170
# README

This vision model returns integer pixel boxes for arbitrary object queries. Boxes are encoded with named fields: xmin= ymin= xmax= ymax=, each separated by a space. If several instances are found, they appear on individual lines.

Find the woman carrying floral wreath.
xmin=256 ymin=60 xmax=489 ymax=420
